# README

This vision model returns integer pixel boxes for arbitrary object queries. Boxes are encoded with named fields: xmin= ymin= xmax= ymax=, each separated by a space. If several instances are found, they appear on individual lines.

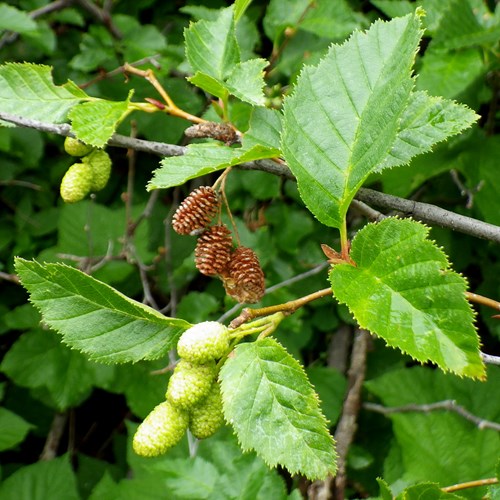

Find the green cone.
xmin=133 ymin=400 xmax=188 ymax=457
xmin=166 ymin=360 xmax=217 ymax=410
xmin=177 ymin=321 xmax=230 ymax=364
xmin=60 ymin=163 xmax=92 ymax=203
xmin=189 ymin=382 xmax=224 ymax=440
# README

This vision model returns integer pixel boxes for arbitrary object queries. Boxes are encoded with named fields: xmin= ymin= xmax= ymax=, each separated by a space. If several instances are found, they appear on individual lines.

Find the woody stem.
xmin=229 ymin=288 xmax=333 ymax=329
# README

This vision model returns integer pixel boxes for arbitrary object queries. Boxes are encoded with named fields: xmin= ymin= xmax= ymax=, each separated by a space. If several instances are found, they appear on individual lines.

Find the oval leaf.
xmin=329 ymin=218 xmax=485 ymax=379
xmin=219 ymin=337 xmax=337 ymax=480
xmin=282 ymin=12 xmax=423 ymax=229
xmin=14 ymin=258 xmax=191 ymax=364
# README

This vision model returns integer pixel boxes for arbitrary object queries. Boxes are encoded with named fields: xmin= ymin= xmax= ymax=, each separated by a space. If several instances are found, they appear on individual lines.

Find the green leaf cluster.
xmin=0 ymin=0 xmax=499 ymax=498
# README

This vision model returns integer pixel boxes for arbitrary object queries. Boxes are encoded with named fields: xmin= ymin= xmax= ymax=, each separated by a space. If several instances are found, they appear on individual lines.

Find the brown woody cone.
xmin=172 ymin=186 xmax=220 ymax=235
xmin=222 ymin=246 xmax=265 ymax=304
xmin=195 ymin=225 xmax=233 ymax=276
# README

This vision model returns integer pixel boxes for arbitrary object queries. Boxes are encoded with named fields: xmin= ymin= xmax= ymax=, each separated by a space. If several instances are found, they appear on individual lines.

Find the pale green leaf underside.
xmin=381 ymin=90 xmax=478 ymax=169
xmin=219 ymin=338 xmax=337 ymax=480
xmin=14 ymin=258 xmax=191 ymax=364
xmin=281 ymin=12 xmax=476 ymax=230
xmin=188 ymin=56 xmax=267 ymax=106
xmin=68 ymin=91 xmax=133 ymax=147
xmin=188 ymin=72 xmax=229 ymax=100
xmin=148 ymin=142 xmax=280 ymax=190
xmin=184 ymin=5 xmax=240 ymax=81
xmin=225 ymin=58 xmax=268 ymax=106
xmin=329 ymin=218 xmax=485 ymax=379
xmin=0 ymin=63 xmax=88 ymax=123
xmin=282 ymin=13 xmax=423 ymax=229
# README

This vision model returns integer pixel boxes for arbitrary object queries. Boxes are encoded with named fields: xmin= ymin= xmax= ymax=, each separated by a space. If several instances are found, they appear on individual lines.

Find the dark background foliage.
xmin=0 ymin=1 xmax=499 ymax=498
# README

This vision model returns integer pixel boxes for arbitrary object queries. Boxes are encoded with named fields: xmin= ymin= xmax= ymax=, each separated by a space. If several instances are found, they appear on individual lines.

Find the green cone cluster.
xmin=61 ymin=138 xmax=112 ymax=203
xmin=133 ymin=321 xmax=229 ymax=458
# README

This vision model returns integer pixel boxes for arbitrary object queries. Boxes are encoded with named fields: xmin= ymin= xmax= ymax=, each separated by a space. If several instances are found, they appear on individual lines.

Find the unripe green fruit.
xmin=189 ymin=382 xmax=224 ymax=440
xmin=60 ymin=163 xmax=92 ymax=203
xmin=83 ymin=149 xmax=112 ymax=192
xmin=177 ymin=321 xmax=230 ymax=364
xmin=64 ymin=136 xmax=94 ymax=157
xmin=166 ymin=360 xmax=216 ymax=410
xmin=133 ymin=400 xmax=188 ymax=457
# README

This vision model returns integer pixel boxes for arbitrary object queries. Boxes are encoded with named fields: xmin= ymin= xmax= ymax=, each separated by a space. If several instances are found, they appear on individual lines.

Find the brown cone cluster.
xmin=172 ymin=186 xmax=265 ymax=303
xmin=172 ymin=186 xmax=220 ymax=235
xmin=222 ymin=247 xmax=265 ymax=304
xmin=195 ymin=225 xmax=233 ymax=276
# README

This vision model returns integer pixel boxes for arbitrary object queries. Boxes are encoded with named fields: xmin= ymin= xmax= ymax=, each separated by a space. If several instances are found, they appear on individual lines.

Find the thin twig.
xmin=40 ymin=412 xmax=68 ymax=461
xmin=0 ymin=179 xmax=42 ymax=190
xmin=0 ymin=271 xmax=20 ymax=284
xmin=332 ymin=329 xmax=369 ymax=500
xmin=2 ymin=111 xmax=500 ymax=245
xmin=442 ymin=477 xmax=498 ymax=493
xmin=482 ymin=352 xmax=500 ymax=365
xmin=229 ymin=288 xmax=332 ymax=329
xmin=79 ymin=56 xmax=162 ymax=89
xmin=466 ymin=291 xmax=500 ymax=312
xmin=363 ymin=400 xmax=500 ymax=432
xmin=73 ymin=0 xmax=122 ymax=39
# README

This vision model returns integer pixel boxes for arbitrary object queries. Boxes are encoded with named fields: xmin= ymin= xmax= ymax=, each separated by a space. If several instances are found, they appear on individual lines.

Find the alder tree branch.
xmin=40 ymin=412 xmax=68 ymax=461
xmin=332 ymin=329 xmax=370 ymax=500
xmin=363 ymin=400 xmax=500 ymax=432
xmin=482 ymin=352 xmax=500 ymax=365
xmin=2 ymin=112 xmax=500 ymax=245
xmin=442 ymin=477 xmax=499 ymax=493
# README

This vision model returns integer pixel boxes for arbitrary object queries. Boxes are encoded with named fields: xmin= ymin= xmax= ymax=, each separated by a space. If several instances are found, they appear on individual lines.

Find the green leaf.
xmin=380 ymin=91 xmax=478 ymax=170
xmin=431 ymin=0 xmax=488 ymax=50
xmin=149 ymin=106 xmax=281 ymax=190
xmin=243 ymin=107 xmax=283 ymax=150
xmin=0 ymin=407 xmax=33 ymax=451
xmin=68 ymin=91 xmax=133 ymax=147
xmin=306 ymin=366 xmax=346 ymax=426
xmin=0 ymin=4 xmax=37 ymax=33
xmin=234 ymin=0 xmax=253 ymax=22
xmin=148 ymin=142 xmax=279 ymax=190
xmin=416 ymin=48 xmax=485 ymax=99
xmin=377 ymin=478 xmax=394 ymax=500
xmin=460 ymin=135 xmax=500 ymax=226
xmin=300 ymin=0 xmax=369 ymax=40
xmin=366 ymin=366 xmax=500 ymax=494
xmin=188 ymin=72 xmax=229 ymax=100
xmin=0 ymin=455 xmax=79 ymax=500
xmin=329 ymin=218 xmax=485 ymax=379
xmin=397 ymin=483 xmax=464 ymax=499
xmin=263 ymin=0 xmax=311 ymax=44
xmin=0 ymin=63 xmax=88 ymax=123
xmin=14 ymin=258 xmax=191 ymax=364
xmin=219 ymin=338 xmax=336 ymax=480
xmin=281 ymin=12 xmax=423 ymax=229
xmin=225 ymin=58 xmax=268 ymax=106
xmin=0 ymin=330 xmax=106 ymax=410
xmin=184 ymin=6 xmax=240 ymax=81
